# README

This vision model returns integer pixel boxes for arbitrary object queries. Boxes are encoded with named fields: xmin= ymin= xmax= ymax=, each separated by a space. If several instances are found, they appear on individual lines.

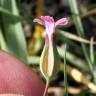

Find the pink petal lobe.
xmin=55 ymin=18 xmax=68 ymax=27
xmin=40 ymin=16 xmax=55 ymax=39
xmin=40 ymin=16 xmax=54 ymax=23
xmin=33 ymin=18 xmax=44 ymax=25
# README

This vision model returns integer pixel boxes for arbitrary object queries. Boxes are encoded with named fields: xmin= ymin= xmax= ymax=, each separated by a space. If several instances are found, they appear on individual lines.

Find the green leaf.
xmin=90 ymin=37 xmax=95 ymax=64
xmin=58 ymin=47 xmax=89 ymax=72
xmin=64 ymin=44 xmax=68 ymax=96
xmin=0 ymin=0 xmax=28 ymax=63
xmin=68 ymin=0 xmax=94 ymax=79
xmin=57 ymin=30 xmax=96 ymax=44
xmin=0 ymin=6 xmax=21 ymax=20
xmin=0 ymin=26 xmax=8 ymax=51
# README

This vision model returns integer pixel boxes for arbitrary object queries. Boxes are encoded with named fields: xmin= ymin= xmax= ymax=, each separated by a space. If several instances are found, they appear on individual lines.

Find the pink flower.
xmin=33 ymin=16 xmax=68 ymax=80
xmin=33 ymin=16 xmax=68 ymax=41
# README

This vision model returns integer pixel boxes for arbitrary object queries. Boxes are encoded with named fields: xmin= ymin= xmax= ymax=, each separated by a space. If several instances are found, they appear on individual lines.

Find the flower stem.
xmin=64 ymin=44 xmax=68 ymax=96
xmin=43 ymin=80 xmax=49 ymax=96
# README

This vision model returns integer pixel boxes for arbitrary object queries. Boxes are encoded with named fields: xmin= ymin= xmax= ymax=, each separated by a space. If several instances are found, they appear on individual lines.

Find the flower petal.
xmin=33 ymin=16 xmax=55 ymax=39
xmin=55 ymin=18 xmax=68 ymax=27
xmin=33 ymin=18 xmax=44 ymax=25
xmin=40 ymin=16 xmax=54 ymax=23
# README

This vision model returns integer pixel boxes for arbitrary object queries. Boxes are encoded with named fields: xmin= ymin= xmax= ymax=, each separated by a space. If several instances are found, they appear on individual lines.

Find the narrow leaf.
xmin=58 ymin=30 xmax=96 ymax=44
xmin=0 ymin=0 xmax=28 ymax=62
xmin=64 ymin=44 xmax=68 ymax=96
xmin=90 ymin=37 xmax=94 ymax=65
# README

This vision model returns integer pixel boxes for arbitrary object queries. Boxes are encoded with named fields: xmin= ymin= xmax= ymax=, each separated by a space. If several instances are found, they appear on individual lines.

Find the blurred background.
xmin=0 ymin=0 xmax=96 ymax=96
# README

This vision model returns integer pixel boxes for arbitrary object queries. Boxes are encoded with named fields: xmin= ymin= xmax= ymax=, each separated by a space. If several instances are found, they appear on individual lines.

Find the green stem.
xmin=0 ymin=26 xmax=8 ymax=51
xmin=64 ymin=44 xmax=68 ymax=96
xmin=90 ymin=37 xmax=94 ymax=65
xmin=68 ymin=0 xmax=95 ymax=82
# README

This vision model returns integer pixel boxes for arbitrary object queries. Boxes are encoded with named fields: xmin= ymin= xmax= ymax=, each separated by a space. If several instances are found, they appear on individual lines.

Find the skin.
xmin=0 ymin=94 xmax=24 ymax=96
xmin=0 ymin=51 xmax=45 ymax=96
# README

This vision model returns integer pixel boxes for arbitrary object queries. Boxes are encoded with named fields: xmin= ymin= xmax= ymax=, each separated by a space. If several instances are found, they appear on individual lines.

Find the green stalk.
xmin=68 ymin=0 xmax=95 ymax=82
xmin=89 ymin=37 xmax=96 ymax=83
xmin=64 ymin=44 xmax=68 ymax=96
xmin=90 ymin=37 xmax=94 ymax=65
xmin=0 ymin=26 xmax=8 ymax=51
xmin=0 ymin=0 xmax=28 ymax=63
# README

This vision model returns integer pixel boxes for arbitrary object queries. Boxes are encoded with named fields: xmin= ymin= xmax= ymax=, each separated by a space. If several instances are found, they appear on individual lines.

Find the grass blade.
xmin=0 ymin=26 xmax=8 ymax=51
xmin=0 ymin=0 xmax=28 ymax=62
xmin=57 ymin=30 xmax=96 ymax=44
xmin=90 ymin=37 xmax=94 ymax=64
xmin=68 ymin=0 xmax=94 ymax=80
xmin=64 ymin=44 xmax=68 ymax=96
xmin=58 ymin=47 xmax=89 ymax=72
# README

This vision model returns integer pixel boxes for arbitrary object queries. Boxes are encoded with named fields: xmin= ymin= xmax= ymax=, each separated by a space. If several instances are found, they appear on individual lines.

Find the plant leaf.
xmin=57 ymin=30 xmax=96 ymax=44
xmin=0 ymin=0 xmax=28 ymax=62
